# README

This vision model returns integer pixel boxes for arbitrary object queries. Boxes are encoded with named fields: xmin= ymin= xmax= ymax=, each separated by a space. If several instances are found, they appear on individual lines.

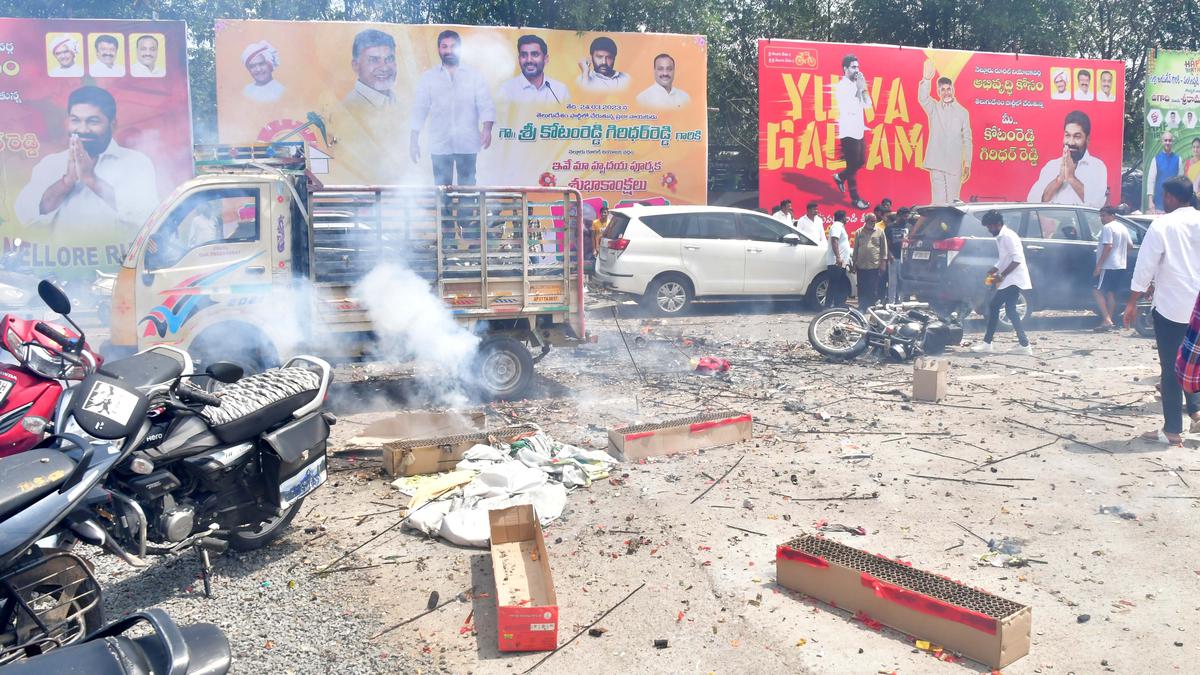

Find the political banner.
xmin=1142 ymin=49 xmax=1200 ymax=213
xmin=758 ymin=39 xmax=1124 ymax=228
xmin=214 ymin=20 xmax=708 ymax=213
xmin=0 ymin=18 xmax=192 ymax=275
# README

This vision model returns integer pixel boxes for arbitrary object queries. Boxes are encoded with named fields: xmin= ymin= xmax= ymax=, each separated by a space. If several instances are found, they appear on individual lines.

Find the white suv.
xmin=594 ymin=205 xmax=840 ymax=315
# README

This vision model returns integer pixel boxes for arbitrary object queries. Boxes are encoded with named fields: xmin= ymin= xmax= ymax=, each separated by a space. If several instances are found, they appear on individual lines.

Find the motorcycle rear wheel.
xmin=808 ymin=308 xmax=870 ymax=359
xmin=228 ymin=498 xmax=304 ymax=552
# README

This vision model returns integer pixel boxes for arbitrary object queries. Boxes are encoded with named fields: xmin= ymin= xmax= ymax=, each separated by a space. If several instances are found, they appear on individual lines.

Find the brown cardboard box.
xmin=912 ymin=357 xmax=950 ymax=402
xmin=344 ymin=411 xmax=487 ymax=476
xmin=776 ymin=534 xmax=1030 ymax=669
xmin=488 ymin=505 xmax=558 ymax=652
xmin=607 ymin=411 xmax=752 ymax=460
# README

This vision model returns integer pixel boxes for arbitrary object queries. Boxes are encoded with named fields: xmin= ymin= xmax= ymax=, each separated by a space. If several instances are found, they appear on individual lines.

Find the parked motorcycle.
xmin=0 ymin=608 xmax=230 ymax=674
xmin=808 ymin=301 xmax=962 ymax=361
xmin=0 ymin=281 xmax=333 ymax=661
xmin=0 ymin=309 xmax=101 ymax=458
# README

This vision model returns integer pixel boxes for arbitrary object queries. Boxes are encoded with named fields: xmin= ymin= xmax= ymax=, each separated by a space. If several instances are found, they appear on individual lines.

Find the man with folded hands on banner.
xmin=14 ymin=85 xmax=157 ymax=239
xmin=241 ymin=41 xmax=284 ymax=103
xmin=831 ymin=54 xmax=871 ymax=211
xmin=918 ymin=59 xmax=972 ymax=205
xmin=410 ymin=30 xmax=496 ymax=186
xmin=1026 ymin=110 xmax=1108 ymax=208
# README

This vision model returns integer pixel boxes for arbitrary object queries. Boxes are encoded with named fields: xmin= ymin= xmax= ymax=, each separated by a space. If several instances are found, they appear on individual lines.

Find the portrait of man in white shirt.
xmin=1026 ymin=110 xmax=1108 ymax=208
xmin=498 ymin=34 xmax=570 ymax=106
xmin=89 ymin=34 xmax=124 ymax=78
xmin=343 ymin=29 xmax=396 ymax=112
xmin=410 ymin=29 xmax=496 ymax=186
xmin=130 ymin=35 xmax=164 ymax=77
xmin=48 ymin=35 xmax=83 ymax=78
xmin=577 ymin=36 xmax=630 ymax=92
xmin=1096 ymin=70 xmax=1117 ymax=102
xmin=1049 ymin=68 xmax=1070 ymax=101
xmin=1074 ymin=69 xmax=1094 ymax=101
xmin=636 ymin=53 xmax=691 ymax=109
xmin=14 ymin=86 xmax=158 ymax=240
xmin=241 ymin=41 xmax=285 ymax=104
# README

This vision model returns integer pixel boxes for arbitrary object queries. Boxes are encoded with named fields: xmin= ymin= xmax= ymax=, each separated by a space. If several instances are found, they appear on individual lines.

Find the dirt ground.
xmin=294 ymin=301 xmax=1199 ymax=674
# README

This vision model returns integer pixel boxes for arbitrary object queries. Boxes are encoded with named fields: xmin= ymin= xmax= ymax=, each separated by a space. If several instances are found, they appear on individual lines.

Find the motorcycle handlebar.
xmin=35 ymin=322 xmax=73 ymax=349
xmin=177 ymin=384 xmax=222 ymax=408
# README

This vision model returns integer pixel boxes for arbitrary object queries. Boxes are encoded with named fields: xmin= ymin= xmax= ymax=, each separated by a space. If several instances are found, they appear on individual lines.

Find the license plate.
xmin=0 ymin=378 xmax=12 ymax=406
xmin=278 ymin=456 xmax=327 ymax=508
xmin=911 ymin=250 xmax=930 ymax=260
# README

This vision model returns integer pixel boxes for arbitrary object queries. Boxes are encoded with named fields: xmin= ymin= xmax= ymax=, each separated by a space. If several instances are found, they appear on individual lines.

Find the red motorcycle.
xmin=0 ymin=311 xmax=100 ymax=457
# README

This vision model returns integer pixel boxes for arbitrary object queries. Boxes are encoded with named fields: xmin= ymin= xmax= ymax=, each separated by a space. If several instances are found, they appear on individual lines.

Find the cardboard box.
xmin=912 ymin=357 xmax=950 ymax=402
xmin=776 ymin=534 xmax=1030 ymax=669
xmin=344 ymin=411 xmax=484 ymax=476
xmin=608 ymin=411 xmax=752 ymax=460
xmin=488 ymin=505 xmax=558 ymax=652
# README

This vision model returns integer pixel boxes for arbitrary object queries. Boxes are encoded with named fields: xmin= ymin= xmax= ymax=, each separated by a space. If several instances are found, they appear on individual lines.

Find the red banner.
xmin=758 ymin=40 xmax=1125 ymax=229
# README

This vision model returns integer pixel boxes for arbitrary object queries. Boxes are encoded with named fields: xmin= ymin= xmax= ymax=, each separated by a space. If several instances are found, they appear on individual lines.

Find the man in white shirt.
xmin=832 ymin=54 xmax=871 ymax=210
xmin=48 ymin=36 xmax=83 ymax=77
xmin=1026 ymin=111 xmax=1108 ymax=208
xmin=1091 ymin=206 xmax=1134 ymax=331
xmin=576 ymin=36 xmax=630 ymax=92
xmin=241 ymin=41 xmax=284 ymax=103
xmin=343 ymin=29 xmax=396 ymax=111
xmin=918 ymin=59 xmax=972 ymax=204
xmin=972 ymin=210 xmax=1033 ymax=354
xmin=13 ymin=86 xmax=158 ymax=241
xmin=771 ymin=199 xmax=794 ymax=227
xmin=794 ymin=201 xmax=826 ymax=245
xmin=824 ymin=210 xmax=851 ymax=307
xmin=89 ymin=35 xmax=123 ymax=77
xmin=1123 ymin=176 xmax=1200 ymax=444
xmin=1097 ymin=71 xmax=1116 ymax=102
xmin=130 ymin=35 xmax=164 ymax=77
xmin=498 ymin=35 xmax=569 ymax=106
xmin=636 ymin=53 xmax=690 ymax=109
xmin=1074 ymin=69 xmax=1094 ymax=101
xmin=410 ymin=30 xmax=496 ymax=186
xmin=1050 ymin=69 xmax=1070 ymax=100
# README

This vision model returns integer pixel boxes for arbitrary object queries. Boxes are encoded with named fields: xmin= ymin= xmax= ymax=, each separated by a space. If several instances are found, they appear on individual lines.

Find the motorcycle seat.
xmin=0 ymin=448 xmax=76 ymax=521
xmin=103 ymin=348 xmax=187 ymax=389
xmin=202 ymin=367 xmax=322 ymax=444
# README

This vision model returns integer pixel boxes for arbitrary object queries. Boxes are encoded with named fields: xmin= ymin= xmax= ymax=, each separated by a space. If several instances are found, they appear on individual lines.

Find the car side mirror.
xmin=781 ymin=233 xmax=801 ymax=246
xmin=38 ymin=279 xmax=71 ymax=315
xmin=206 ymin=361 xmax=244 ymax=384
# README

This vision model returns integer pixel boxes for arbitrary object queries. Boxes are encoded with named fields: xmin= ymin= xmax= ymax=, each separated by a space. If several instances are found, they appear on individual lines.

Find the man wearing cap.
xmin=1051 ymin=69 xmax=1070 ymax=100
xmin=14 ymin=85 xmax=158 ymax=239
xmin=49 ymin=35 xmax=82 ymax=77
xmin=241 ymin=41 xmax=284 ymax=103
xmin=89 ymin=35 xmax=123 ymax=78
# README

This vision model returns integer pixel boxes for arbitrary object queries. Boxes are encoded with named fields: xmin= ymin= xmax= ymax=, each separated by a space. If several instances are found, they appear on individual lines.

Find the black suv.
xmin=899 ymin=203 xmax=1148 ymax=321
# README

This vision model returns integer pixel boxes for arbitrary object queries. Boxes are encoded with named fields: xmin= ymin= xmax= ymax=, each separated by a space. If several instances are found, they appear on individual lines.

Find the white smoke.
xmin=354 ymin=262 xmax=481 ymax=406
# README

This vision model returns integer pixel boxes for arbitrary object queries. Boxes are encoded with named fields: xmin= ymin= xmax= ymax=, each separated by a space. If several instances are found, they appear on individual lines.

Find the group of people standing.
xmin=770 ymin=198 xmax=910 ymax=309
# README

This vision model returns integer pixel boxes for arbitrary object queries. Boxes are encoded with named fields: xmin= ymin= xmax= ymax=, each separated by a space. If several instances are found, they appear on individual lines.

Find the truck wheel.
xmin=641 ymin=274 xmax=692 ymax=316
xmin=475 ymin=337 xmax=534 ymax=400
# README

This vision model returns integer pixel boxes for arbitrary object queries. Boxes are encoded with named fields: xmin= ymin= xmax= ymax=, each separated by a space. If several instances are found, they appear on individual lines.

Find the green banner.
xmin=1142 ymin=49 xmax=1200 ymax=213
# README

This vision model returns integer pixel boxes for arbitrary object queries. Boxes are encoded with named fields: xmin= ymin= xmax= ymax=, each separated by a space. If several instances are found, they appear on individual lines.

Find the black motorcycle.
xmin=0 ymin=608 xmax=230 ymax=674
xmin=0 ymin=281 xmax=334 ymax=661
xmin=807 ymin=301 xmax=962 ymax=361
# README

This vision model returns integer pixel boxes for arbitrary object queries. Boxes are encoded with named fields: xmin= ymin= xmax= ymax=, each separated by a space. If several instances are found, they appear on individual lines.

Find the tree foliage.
xmin=2 ymin=0 xmax=1192 ymax=176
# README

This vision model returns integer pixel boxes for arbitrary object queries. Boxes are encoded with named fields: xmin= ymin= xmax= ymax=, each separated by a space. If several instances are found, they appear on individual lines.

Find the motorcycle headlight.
xmin=22 ymin=342 xmax=69 ymax=379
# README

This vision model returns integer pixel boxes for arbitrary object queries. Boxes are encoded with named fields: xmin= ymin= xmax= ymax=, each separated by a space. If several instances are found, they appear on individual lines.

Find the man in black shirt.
xmin=883 ymin=207 xmax=909 ymax=303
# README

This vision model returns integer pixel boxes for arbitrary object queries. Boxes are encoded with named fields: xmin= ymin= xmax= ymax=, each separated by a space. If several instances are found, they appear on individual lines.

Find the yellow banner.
xmin=214 ymin=20 xmax=708 ymax=209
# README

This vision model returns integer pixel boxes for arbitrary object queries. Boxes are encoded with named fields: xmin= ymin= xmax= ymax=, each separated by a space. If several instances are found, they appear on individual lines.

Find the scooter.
xmin=0 ymin=608 xmax=230 ymax=674
xmin=0 ymin=310 xmax=100 ymax=458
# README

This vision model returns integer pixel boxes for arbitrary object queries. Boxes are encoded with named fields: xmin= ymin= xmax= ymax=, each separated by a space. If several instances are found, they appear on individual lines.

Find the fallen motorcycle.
xmin=807 ymin=301 xmax=962 ymax=361
xmin=0 ymin=608 xmax=230 ymax=674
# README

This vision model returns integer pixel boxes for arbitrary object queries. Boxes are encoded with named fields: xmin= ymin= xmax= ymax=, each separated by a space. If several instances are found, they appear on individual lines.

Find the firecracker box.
xmin=912 ymin=357 xmax=950 ymax=402
xmin=607 ymin=411 xmax=752 ymax=460
xmin=488 ymin=504 xmax=558 ymax=652
xmin=776 ymin=534 xmax=1030 ymax=669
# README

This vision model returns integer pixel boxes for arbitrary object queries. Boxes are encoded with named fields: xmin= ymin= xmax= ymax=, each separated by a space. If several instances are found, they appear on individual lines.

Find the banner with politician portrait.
xmin=0 ymin=18 xmax=192 ymax=275
xmin=1141 ymin=49 xmax=1200 ymax=213
xmin=214 ymin=20 xmax=708 ymax=210
xmin=758 ymin=40 xmax=1124 ymax=228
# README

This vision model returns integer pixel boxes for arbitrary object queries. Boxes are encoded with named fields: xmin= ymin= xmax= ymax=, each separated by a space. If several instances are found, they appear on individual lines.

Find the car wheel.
xmin=642 ymin=274 xmax=692 ymax=316
xmin=998 ymin=289 xmax=1033 ymax=327
xmin=805 ymin=272 xmax=831 ymax=309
